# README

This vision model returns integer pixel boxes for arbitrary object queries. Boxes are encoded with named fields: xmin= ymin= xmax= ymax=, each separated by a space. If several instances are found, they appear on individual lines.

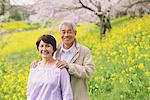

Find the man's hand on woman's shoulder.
xmin=56 ymin=60 xmax=69 ymax=69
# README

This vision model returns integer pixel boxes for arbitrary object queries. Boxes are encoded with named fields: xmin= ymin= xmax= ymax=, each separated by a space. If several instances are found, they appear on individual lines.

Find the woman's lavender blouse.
xmin=26 ymin=62 xmax=73 ymax=100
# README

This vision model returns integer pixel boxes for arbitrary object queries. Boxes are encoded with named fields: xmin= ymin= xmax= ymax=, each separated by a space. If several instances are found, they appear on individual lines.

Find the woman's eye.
xmin=46 ymin=45 xmax=51 ymax=47
xmin=40 ymin=45 xmax=44 ymax=47
xmin=47 ymin=45 xmax=50 ymax=47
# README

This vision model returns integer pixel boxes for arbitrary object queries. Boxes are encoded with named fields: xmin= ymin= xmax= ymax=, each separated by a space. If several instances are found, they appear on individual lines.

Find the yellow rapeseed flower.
xmin=94 ymin=76 xmax=103 ymax=81
xmin=133 ymin=74 xmax=137 ymax=78
xmin=144 ymin=71 xmax=150 ymax=76
xmin=138 ymin=63 xmax=145 ymax=70
xmin=127 ymin=56 xmax=132 ymax=63
xmin=121 ymin=70 xmax=125 ymax=74
xmin=129 ymin=67 xmax=135 ymax=72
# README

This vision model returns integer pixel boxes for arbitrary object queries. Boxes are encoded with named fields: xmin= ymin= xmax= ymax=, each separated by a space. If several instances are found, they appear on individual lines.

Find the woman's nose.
xmin=43 ymin=46 xmax=47 ymax=50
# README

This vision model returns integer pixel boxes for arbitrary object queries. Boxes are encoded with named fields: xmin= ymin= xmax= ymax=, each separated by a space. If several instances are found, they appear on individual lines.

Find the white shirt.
xmin=60 ymin=42 xmax=77 ymax=63
xmin=26 ymin=62 xmax=73 ymax=100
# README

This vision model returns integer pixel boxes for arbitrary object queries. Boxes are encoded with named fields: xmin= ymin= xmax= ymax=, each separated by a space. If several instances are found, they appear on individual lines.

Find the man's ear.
xmin=75 ymin=31 xmax=77 ymax=35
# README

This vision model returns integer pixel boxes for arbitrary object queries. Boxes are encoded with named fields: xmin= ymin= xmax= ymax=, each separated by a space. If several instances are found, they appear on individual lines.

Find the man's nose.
xmin=64 ymin=32 xmax=69 ymax=36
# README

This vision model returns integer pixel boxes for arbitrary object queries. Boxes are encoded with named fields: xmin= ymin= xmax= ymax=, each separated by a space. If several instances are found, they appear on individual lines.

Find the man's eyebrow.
xmin=61 ymin=29 xmax=72 ymax=31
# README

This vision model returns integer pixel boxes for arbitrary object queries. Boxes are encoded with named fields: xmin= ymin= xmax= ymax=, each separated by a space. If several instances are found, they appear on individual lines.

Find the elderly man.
xmin=31 ymin=20 xmax=95 ymax=100
xmin=55 ymin=20 xmax=95 ymax=100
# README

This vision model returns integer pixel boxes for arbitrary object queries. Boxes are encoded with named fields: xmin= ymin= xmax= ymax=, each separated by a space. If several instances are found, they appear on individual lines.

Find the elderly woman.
xmin=26 ymin=34 xmax=73 ymax=100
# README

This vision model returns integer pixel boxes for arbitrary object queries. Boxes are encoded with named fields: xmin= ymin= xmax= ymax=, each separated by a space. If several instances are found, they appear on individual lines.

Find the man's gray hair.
xmin=59 ymin=20 xmax=76 ymax=32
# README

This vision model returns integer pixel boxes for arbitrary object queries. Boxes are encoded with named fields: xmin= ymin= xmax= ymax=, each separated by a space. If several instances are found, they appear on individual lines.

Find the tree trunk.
xmin=0 ymin=3 xmax=5 ymax=15
xmin=98 ymin=15 xmax=106 ymax=39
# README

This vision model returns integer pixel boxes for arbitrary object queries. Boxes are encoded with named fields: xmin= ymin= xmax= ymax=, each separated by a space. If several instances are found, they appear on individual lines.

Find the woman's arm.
xmin=60 ymin=68 xmax=73 ymax=100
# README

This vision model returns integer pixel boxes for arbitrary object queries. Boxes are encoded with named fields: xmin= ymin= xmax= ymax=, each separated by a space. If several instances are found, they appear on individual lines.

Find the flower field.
xmin=0 ymin=15 xmax=150 ymax=100
xmin=0 ymin=21 xmax=40 ymax=31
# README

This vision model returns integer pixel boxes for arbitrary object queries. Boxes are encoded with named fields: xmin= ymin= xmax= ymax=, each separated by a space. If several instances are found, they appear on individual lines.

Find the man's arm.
xmin=30 ymin=60 xmax=38 ymax=68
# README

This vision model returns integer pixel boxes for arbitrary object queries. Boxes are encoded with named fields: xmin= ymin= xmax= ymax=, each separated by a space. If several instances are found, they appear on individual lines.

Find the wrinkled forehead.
xmin=60 ymin=24 xmax=73 ymax=30
xmin=60 ymin=23 xmax=73 ymax=30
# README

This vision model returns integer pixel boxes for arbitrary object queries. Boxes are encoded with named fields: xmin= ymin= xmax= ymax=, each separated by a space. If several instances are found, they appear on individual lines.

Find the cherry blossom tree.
xmin=29 ymin=0 xmax=149 ymax=38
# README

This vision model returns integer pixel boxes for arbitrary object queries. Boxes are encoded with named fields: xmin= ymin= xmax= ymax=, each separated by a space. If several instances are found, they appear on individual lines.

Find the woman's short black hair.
xmin=36 ymin=34 xmax=57 ymax=55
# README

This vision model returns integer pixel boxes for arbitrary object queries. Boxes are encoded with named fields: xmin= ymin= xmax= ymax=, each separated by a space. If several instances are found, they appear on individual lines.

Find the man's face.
xmin=60 ymin=25 xmax=76 ymax=48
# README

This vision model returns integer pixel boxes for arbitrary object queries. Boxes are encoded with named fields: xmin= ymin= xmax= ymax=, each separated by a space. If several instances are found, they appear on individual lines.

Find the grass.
xmin=0 ymin=14 xmax=150 ymax=100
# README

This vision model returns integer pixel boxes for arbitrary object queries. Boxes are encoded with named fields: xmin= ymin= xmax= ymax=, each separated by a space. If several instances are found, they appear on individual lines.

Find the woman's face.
xmin=38 ymin=40 xmax=54 ymax=59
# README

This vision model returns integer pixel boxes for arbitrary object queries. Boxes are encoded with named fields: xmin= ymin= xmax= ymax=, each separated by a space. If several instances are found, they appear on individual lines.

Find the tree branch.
xmin=123 ymin=0 xmax=149 ymax=9
xmin=55 ymin=6 xmax=83 ymax=13
xmin=78 ymin=0 xmax=95 ymax=12
xmin=89 ymin=0 xmax=97 ymax=8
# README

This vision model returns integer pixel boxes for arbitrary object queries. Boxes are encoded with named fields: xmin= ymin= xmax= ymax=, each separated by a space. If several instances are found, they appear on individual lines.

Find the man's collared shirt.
xmin=60 ymin=42 xmax=77 ymax=63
